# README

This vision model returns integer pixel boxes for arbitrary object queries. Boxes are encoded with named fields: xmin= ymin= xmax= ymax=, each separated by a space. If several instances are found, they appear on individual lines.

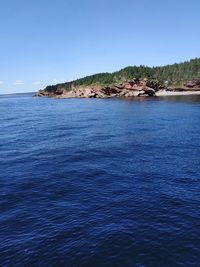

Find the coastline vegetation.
xmin=45 ymin=58 xmax=200 ymax=92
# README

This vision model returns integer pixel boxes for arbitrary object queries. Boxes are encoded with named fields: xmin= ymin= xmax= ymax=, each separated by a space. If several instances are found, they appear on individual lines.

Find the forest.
xmin=45 ymin=58 xmax=200 ymax=92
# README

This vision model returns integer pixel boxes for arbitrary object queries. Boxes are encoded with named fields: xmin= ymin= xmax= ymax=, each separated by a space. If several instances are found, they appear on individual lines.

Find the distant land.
xmin=0 ymin=92 xmax=35 ymax=97
xmin=37 ymin=58 xmax=200 ymax=98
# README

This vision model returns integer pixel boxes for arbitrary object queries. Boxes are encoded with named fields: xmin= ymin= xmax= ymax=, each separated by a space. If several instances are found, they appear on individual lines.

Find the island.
xmin=36 ymin=58 xmax=200 ymax=98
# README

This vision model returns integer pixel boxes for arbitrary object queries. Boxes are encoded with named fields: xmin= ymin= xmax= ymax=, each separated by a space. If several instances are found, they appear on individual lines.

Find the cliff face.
xmin=36 ymin=58 xmax=200 ymax=98
xmin=37 ymin=78 xmax=200 ymax=99
xmin=184 ymin=79 xmax=200 ymax=88
xmin=36 ymin=79 xmax=162 ymax=98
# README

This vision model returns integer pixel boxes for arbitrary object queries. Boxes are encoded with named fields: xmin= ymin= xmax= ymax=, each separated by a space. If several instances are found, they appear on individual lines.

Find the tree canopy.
xmin=45 ymin=58 xmax=200 ymax=92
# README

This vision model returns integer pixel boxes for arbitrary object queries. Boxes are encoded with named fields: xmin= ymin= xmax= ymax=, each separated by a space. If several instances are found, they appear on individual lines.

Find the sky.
xmin=0 ymin=0 xmax=200 ymax=94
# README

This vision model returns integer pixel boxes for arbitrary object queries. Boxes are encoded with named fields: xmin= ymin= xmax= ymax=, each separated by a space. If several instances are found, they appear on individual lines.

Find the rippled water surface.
xmin=0 ymin=94 xmax=200 ymax=267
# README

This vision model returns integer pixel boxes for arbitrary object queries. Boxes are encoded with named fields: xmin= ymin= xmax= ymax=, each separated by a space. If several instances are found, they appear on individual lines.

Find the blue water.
xmin=0 ymin=94 xmax=200 ymax=267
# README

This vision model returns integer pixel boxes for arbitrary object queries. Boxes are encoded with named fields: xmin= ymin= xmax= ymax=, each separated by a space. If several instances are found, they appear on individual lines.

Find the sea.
xmin=0 ymin=93 xmax=200 ymax=267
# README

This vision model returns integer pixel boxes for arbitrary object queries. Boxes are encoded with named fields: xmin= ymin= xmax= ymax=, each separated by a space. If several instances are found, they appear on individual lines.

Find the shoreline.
xmin=156 ymin=90 xmax=200 ymax=96
xmin=52 ymin=90 xmax=200 ymax=99
xmin=37 ymin=78 xmax=200 ymax=99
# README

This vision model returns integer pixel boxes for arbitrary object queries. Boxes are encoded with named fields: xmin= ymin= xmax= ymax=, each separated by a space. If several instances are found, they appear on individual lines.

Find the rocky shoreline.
xmin=36 ymin=78 xmax=200 ymax=99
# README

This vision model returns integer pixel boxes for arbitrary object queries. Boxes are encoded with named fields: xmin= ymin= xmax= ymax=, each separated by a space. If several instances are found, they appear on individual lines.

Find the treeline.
xmin=45 ymin=58 xmax=200 ymax=91
xmin=152 ymin=58 xmax=200 ymax=84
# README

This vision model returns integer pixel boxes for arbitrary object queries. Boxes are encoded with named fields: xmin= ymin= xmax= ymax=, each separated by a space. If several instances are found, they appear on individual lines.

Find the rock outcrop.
xmin=36 ymin=79 xmax=160 ymax=99
xmin=184 ymin=79 xmax=200 ymax=89
xmin=36 ymin=77 xmax=200 ymax=99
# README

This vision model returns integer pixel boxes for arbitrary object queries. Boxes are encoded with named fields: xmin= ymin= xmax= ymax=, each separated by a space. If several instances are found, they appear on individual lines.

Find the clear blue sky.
xmin=0 ymin=0 xmax=200 ymax=94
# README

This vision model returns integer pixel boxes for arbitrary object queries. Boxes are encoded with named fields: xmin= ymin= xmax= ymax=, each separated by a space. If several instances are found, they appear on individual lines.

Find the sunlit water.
xmin=0 ymin=94 xmax=200 ymax=267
